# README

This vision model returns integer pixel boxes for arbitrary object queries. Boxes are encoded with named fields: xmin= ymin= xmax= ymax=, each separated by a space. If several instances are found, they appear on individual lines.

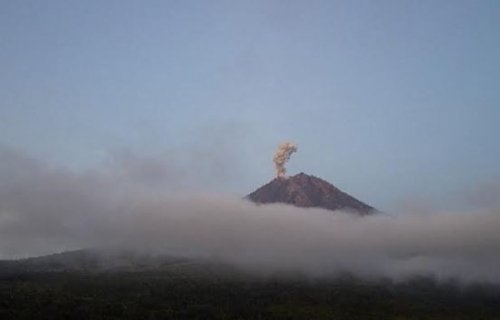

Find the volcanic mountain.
xmin=247 ymin=172 xmax=375 ymax=215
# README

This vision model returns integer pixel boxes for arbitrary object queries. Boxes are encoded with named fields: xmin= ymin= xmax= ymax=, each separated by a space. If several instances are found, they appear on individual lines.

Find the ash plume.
xmin=273 ymin=142 xmax=297 ymax=178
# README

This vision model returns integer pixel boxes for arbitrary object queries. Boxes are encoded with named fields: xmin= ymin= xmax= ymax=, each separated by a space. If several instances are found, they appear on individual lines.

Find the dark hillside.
xmin=247 ymin=173 xmax=375 ymax=215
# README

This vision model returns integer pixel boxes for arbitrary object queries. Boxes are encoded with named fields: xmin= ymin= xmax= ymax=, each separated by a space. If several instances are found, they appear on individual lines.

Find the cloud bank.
xmin=1 ymin=146 xmax=500 ymax=282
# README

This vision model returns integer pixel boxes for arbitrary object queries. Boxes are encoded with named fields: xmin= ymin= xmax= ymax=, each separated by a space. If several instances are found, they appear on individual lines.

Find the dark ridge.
xmin=246 ymin=172 xmax=375 ymax=215
xmin=0 ymin=249 xmax=194 ymax=274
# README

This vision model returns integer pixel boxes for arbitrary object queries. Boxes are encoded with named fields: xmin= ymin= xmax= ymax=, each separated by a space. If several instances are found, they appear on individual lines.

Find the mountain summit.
xmin=247 ymin=173 xmax=375 ymax=215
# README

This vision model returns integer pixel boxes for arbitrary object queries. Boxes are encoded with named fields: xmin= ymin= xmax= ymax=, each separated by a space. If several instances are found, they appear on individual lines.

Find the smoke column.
xmin=273 ymin=142 xmax=297 ymax=178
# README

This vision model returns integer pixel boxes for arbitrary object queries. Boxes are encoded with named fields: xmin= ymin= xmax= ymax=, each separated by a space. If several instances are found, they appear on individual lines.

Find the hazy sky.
xmin=1 ymin=0 xmax=499 ymax=210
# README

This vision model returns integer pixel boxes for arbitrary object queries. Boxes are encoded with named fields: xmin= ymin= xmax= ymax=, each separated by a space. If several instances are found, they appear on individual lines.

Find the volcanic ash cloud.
xmin=273 ymin=142 xmax=297 ymax=178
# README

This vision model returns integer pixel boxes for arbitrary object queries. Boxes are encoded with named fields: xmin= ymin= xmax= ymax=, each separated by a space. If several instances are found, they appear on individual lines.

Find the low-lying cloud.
xmin=1 ymin=146 xmax=500 ymax=283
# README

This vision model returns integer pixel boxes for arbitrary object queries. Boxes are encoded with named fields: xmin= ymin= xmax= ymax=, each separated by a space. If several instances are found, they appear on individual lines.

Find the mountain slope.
xmin=247 ymin=172 xmax=375 ymax=215
xmin=0 ymin=249 xmax=204 ymax=274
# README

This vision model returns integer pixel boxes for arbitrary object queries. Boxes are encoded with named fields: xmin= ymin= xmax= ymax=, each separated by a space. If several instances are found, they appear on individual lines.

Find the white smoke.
xmin=273 ymin=142 xmax=298 ymax=178
xmin=1 ymin=146 xmax=500 ymax=283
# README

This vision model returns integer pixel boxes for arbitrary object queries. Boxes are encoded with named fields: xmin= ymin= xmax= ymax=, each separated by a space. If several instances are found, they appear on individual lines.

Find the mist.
xmin=1 ymin=146 xmax=500 ymax=283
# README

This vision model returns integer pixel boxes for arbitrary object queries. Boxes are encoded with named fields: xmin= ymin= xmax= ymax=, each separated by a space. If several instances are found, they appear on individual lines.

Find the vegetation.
xmin=1 ymin=270 xmax=500 ymax=319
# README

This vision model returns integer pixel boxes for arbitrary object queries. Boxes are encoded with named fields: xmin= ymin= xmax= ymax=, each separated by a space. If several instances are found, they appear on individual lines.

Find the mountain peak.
xmin=247 ymin=173 xmax=375 ymax=215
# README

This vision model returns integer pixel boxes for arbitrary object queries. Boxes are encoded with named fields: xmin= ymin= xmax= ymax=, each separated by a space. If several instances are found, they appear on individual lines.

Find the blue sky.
xmin=1 ymin=0 xmax=499 ymax=210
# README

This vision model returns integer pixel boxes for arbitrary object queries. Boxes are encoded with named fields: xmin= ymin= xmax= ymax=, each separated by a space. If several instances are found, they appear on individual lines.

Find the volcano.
xmin=247 ymin=173 xmax=375 ymax=215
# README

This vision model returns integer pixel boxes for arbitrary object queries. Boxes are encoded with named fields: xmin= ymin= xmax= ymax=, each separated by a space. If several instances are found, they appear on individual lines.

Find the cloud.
xmin=1 ymin=146 xmax=500 ymax=282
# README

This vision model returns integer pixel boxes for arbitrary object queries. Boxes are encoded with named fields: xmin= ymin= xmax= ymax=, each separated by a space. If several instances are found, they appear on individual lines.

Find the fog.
xmin=1 ymin=146 xmax=500 ymax=282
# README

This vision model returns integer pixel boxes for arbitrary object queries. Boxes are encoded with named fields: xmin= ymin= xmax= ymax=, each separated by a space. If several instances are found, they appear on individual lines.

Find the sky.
xmin=1 ymin=0 xmax=500 ymax=210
